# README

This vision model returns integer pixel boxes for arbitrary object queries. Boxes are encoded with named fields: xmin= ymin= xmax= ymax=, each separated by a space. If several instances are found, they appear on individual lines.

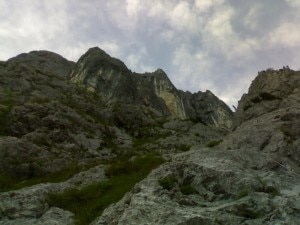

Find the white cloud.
xmin=169 ymin=1 xmax=198 ymax=32
xmin=106 ymin=0 xmax=148 ymax=32
xmin=123 ymin=46 xmax=156 ymax=72
xmin=243 ymin=4 xmax=262 ymax=30
xmin=98 ymin=42 xmax=121 ymax=57
xmin=285 ymin=0 xmax=300 ymax=7
xmin=195 ymin=0 xmax=224 ymax=12
xmin=201 ymin=4 xmax=260 ymax=61
xmin=268 ymin=23 xmax=300 ymax=48
xmin=205 ymin=5 xmax=234 ymax=40
xmin=195 ymin=0 xmax=214 ymax=12
xmin=217 ymin=72 xmax=255 ymax=108
xmin=171 ymin=44 xmax=215 ymax=92
xmin=147 ymin=1 xmax=169 ymax=17
xmin=0 ymin=0 xmax=71 ymax=59
xmin=126 ymin=0 xmax=142 ymax=15
xmin=160 ymin=29 xmax=175 ymax=42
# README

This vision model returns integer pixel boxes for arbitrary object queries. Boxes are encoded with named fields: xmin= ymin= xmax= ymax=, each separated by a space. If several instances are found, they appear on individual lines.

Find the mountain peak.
xmin=85 ymin=46 xmax=109 ymax=57
xmin=75 ymin=46 xmax=128 ymax=72
xmin=154 ymin=68 xmax=166 ymax=74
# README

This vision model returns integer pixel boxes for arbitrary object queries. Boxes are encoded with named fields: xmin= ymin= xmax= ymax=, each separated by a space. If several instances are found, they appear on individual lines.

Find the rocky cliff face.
xmin=92 ymin=68 xmax=300 ymax=225
xmin=180 ymin=90 xmax=233 ymax=128
xmin=234 ymin=67 xmax=300 ymax=127
xmin=70 ymin=47 xmax=233 ymax=129
xmin=1 ymin=48 xmax=299 ymax=225
xmin=0 ymin=47 xmax=232 ymax=225
xmin=136 ymin=69 xmax=187 ymax=119
xmin=0 ymin=50 xmax=106 ymax=179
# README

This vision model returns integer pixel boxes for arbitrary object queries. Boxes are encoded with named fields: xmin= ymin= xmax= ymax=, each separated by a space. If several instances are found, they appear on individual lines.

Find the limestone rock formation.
xmin=137 ymin=69 xmax=186 ymax=119
xmin=92 ymin=68 xmax=300 ymax=225
xmin=69 ymin=47 xmax=170 ymax=116
xmin=0 ymin=47 xmax=233 ymax=224
xmin=180 ymin=90 xmax=233 ymax=129
xmin=70 ymin=47 xmax=233 ymax=129
xmin=234 ymin=67 xmax=300 ymax=127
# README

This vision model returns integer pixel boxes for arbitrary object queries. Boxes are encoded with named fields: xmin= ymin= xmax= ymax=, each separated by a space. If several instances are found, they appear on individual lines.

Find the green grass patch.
xmin=0 ymin=161 xmax=100 ymax=193
xmin=178 ymin=144 xmax=191 ymax=152
xmin=256 ymin=176 xmax=280 ymax=197
xmin=0 ymin=106 xmax=12 ymax=135
xmin=0 ymin=89 xmax=15 ymax=135
xmin=46 ymin=155 xmax=165 ymax=225
xmin=159 ymin=176 xmax=198 ymax=195
xmin=235 ymin=188 xmax=251 ymax=200
xmin=205 ymin=139 xmax=223 ymax=148
xmin=158 ymin=175 xmax=177 ymax=191
xmin=280 ymin=125 xmax=294 ymax=138
xmin=180 ymin=184 xmax=198 ymax=195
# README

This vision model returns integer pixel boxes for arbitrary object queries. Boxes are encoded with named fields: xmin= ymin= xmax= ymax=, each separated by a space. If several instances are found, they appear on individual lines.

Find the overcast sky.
xmin=1 ymin=0 xmax=300 ymax=108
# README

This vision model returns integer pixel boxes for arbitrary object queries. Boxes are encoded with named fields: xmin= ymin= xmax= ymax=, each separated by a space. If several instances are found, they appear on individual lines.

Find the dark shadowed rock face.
xmin=0 ymin=50 xmax=107 ymax=179
xmin=180 ymin=90 xmax=233 ymax=129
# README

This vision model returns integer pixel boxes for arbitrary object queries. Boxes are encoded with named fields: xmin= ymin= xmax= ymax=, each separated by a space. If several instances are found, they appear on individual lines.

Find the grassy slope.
xmin=46 ymin=155 xmax=165 ymax=225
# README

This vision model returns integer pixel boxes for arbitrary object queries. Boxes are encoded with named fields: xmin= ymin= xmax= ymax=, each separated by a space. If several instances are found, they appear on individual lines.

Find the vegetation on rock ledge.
xmin=46 ymin=155 xmax=165 ymax=225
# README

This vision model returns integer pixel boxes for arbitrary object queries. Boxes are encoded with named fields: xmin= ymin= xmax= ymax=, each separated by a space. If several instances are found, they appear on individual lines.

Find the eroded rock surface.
xmin=92 ymin=69 xmax=300 ymax=225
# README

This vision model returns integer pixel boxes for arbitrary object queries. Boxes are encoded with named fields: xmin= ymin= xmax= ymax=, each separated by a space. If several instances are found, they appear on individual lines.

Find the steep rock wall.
xmin=137 ymin=69 xmax=187 ymax=119
xmin=70 ymin=47 xmax=233 ymax=128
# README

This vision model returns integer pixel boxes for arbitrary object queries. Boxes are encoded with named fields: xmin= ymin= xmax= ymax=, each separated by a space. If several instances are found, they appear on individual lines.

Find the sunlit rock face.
xmin=69 ymin=47 xmax=136 ymax=103
xmin=139 ymin=69 xmax=187 ymax=119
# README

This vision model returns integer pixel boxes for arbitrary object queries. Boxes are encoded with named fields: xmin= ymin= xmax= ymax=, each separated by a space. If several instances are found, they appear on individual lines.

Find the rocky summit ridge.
xmin=0 ymin=48 xmax=299 ymax=225
xmin=70 ymin=47 xmax=233 ymax=128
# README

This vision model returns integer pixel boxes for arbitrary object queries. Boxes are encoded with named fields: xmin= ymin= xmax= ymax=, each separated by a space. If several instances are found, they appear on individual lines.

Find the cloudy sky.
xmin=1 ymin=0 xmax=300 ymax=108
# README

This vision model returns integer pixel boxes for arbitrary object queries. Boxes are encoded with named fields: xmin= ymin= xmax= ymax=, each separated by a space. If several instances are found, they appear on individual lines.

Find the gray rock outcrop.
xmin=0 ymin=50 xmax=114 ymax=180
xmin=92 ymin=68 xmax=300 ymax=225
xmin=0 ymin=47 xmax=233 ymax=224
xmin=234 ymin=67 xmax=300 ymax=127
